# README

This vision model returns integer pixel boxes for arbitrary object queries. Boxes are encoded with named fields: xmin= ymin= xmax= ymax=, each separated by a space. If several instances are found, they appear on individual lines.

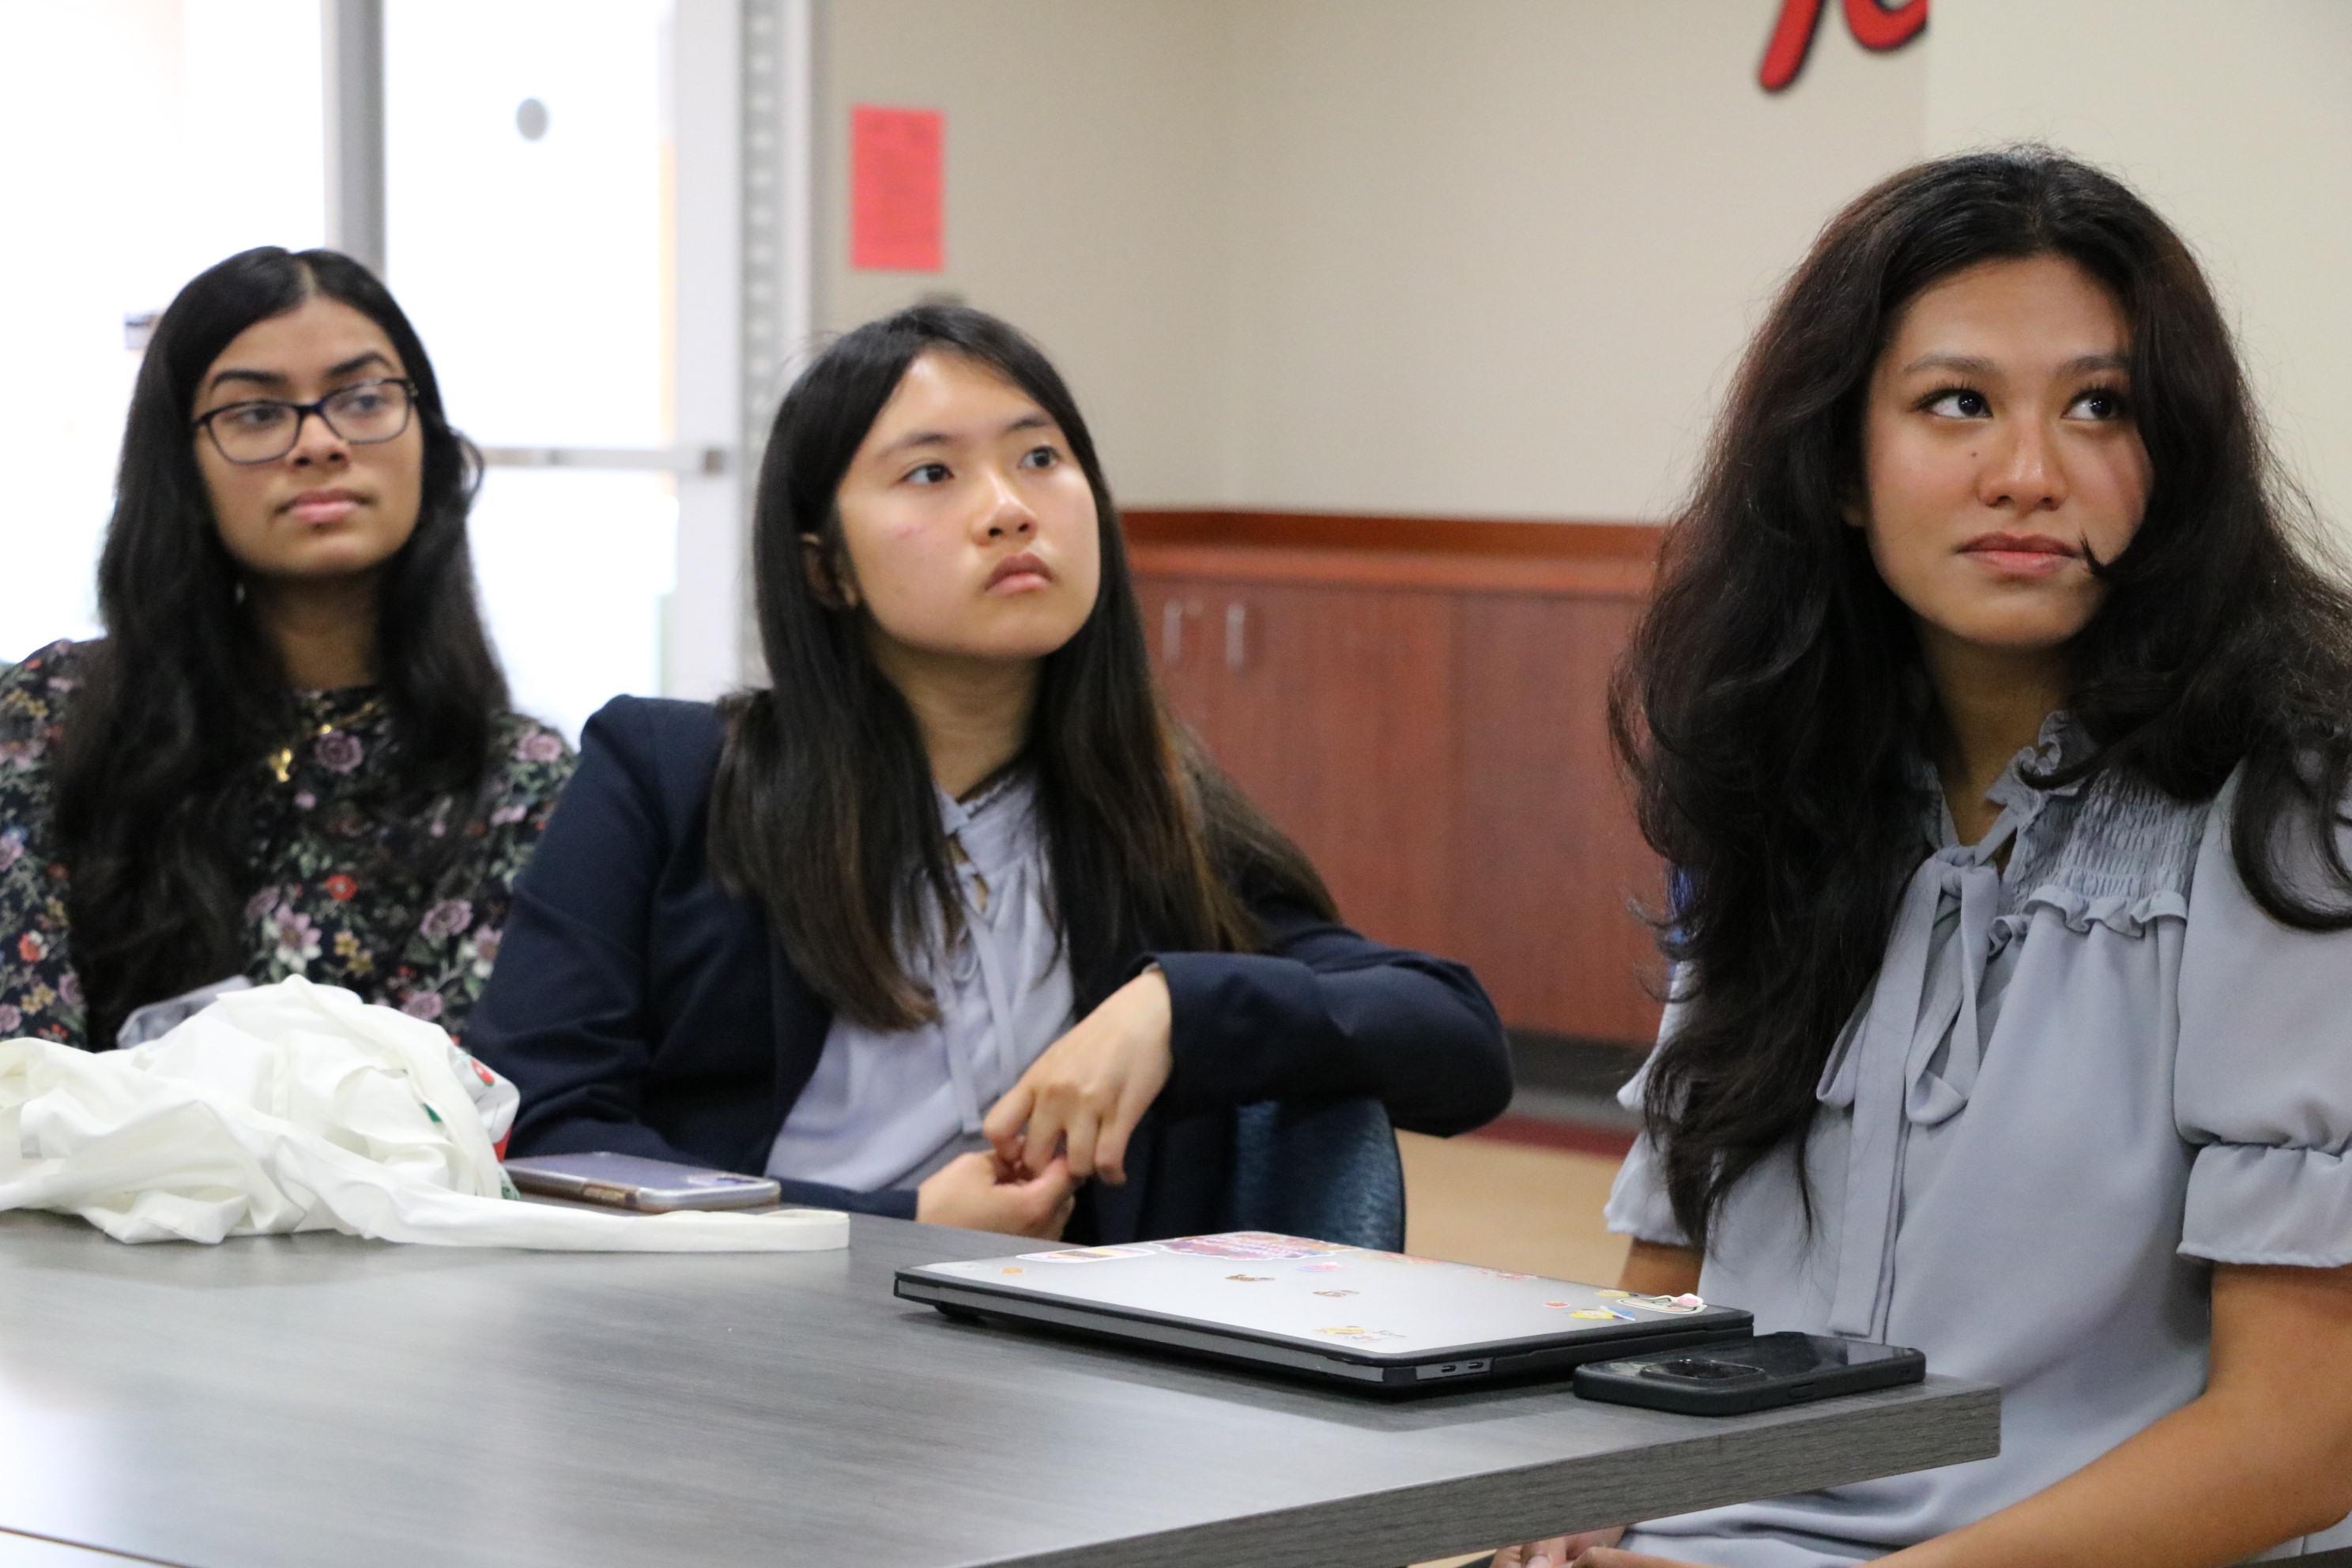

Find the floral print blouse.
xmin=0 ymin=639 xmax=575 ymax=1049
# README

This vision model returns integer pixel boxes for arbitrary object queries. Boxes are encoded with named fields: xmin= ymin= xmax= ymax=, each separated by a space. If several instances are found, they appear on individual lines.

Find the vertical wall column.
xmin=729 ymin=0 xmax=816 ymax=681
xmin=666 ymin=0 xmax=813 ymax=698
xmin=320 ymin=0 xmax=385 ymax=273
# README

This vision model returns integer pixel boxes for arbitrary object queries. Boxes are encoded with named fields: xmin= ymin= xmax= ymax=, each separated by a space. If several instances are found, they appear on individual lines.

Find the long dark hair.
xmin=52 ymin=246 xmax=507 ymax=1050
xmin=1612 ymin=147 xmax=2352 ymax=1250
xmin=710 ymin=303 xmax=1333 ymax=1027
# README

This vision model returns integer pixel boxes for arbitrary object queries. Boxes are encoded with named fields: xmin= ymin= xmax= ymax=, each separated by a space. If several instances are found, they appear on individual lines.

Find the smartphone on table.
xmin=1570 ymin=1332 xmax=1925 ymax=1415
xmin=502 ymin=1152 xmax=783 ymax=1212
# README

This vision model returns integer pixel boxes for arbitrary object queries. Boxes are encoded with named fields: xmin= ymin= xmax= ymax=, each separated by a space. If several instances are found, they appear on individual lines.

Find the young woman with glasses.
xmin=1493 ymin=148 xmax=2352 ymax=1568
xmin=0 ymin=246 xmax=572 ymax=1052
xmin=466 ymin=304 xmax=1511 ymax=1238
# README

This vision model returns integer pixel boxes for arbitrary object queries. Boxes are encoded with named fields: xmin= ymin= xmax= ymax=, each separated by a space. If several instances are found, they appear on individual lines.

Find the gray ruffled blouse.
xmin=764 ymin=773 xmax=1073 ymax=1192
xmin=1605 ymin=716 xmax=2352 ymax=1564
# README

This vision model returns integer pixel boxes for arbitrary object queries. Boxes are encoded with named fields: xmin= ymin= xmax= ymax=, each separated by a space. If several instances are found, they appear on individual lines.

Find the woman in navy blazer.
xmin=468 ymin=306 xmax=1511 ymax=1242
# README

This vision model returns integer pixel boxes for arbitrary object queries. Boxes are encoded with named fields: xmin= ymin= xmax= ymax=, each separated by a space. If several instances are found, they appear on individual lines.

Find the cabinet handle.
xmin=1224 ymin=602 xmax=1248 ymax=673
xmin=1161 ymin=600 xmax=1188 ymax=664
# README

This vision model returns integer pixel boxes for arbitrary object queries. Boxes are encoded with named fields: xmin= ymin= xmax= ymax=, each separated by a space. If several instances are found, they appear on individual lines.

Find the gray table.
xmin=0 ymin=1212 xmax=1997 ymax=1567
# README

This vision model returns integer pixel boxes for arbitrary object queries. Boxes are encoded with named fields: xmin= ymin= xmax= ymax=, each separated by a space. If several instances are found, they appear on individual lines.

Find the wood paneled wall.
xmin=1125 ymin=510 xmax=1667 ymax=1047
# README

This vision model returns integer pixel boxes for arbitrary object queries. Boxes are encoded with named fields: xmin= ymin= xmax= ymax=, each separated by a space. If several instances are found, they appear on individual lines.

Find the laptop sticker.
xmin=1017 ymin=1246 xmax=1155 ymax=1263
xmin=1619 ymin=1292 xmax=1709 ymax=1315
xmin=1312 ymin=1289 xmax=1359 ymax=1298
xmin=1226 ymin=1273 xmax=1276 ymax=1283
xmin=1570 ymin=1308 xmax=1634 ymax=1322
xmin=1314 ymin=1325 xmax=1405 ymax=1344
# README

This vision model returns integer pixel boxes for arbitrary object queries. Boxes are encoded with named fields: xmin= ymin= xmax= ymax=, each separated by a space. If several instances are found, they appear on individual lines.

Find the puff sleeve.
xmin=1602 ymin=996 xmax=1693 ymax=1248
xmin=2174 ymin=770 xmax=2352 ymax=1269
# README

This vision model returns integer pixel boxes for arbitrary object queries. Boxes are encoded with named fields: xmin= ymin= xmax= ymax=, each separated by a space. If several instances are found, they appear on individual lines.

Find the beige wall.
xmin=814 ymin=2 xmax=2352 ymax=538
xmin=815 ymin=1 xmax=1930 ymax=516
xmin=1212 ymin=2 xmax=1927 ymax=519
xmin=1924 ymin=0 xmax=2352 ymax=551
xmin=812 ymin=0 xmax=1232 ymax=507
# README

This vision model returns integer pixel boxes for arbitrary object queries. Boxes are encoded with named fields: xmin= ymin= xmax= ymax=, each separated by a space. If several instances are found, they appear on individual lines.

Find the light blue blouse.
xmin=764 ymin=775 xmax=1073 ymax=1191
xmin=1605 ymin=717 xmax=2352 ymax=1564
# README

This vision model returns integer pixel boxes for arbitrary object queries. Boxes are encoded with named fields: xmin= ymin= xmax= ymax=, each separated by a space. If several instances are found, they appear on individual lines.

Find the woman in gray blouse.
xmin=1498 ymin=148 xmax=2352 ymax=1566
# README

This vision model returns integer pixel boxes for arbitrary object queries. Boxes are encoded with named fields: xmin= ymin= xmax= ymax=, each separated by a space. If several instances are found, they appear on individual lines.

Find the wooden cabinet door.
xmin=1451 ymin=594 xmax=1665 ymax=1044
xmin=1189 ymin=581 xmax=1459 ymax=957
xmin=1133 ymin=576 xmax=1219 ymax=736
xmin=1134 ymin=567 xmax=1662 ymax=1044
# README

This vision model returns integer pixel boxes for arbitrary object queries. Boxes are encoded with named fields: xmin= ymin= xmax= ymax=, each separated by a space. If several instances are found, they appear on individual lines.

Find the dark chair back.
xmin=1218 ymin=1096 xmax=1405 ymax=1250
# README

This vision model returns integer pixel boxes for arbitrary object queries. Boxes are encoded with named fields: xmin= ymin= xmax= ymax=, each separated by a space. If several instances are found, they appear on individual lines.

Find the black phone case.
xmin=1570 ymin=1332 xmax=1926 ymax=1415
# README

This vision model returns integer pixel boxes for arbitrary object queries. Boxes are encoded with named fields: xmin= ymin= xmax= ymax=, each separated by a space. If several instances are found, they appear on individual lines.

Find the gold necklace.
xmin=268 ymin=695 xmax=385 ymax=783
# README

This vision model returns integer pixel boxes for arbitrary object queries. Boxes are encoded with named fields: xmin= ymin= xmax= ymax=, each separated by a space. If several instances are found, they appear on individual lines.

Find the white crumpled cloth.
xmin=0 ymin=978 xmax=846 ymax=1251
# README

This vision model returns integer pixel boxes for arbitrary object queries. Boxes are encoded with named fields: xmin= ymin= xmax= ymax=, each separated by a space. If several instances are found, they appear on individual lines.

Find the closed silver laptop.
xmin=895 ymin=1231 xmax=1753 ymax=1392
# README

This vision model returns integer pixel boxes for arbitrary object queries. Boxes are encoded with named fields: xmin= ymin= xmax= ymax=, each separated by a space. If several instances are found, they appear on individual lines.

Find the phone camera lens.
xmin=1644 ymin=1357 xmax=1762 ymax=1381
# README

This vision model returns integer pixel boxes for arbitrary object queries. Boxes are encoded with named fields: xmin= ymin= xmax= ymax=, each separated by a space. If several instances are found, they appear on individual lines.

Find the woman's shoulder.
xmin=2030 ymin=744 xmax=2352 ymax=944
xmin=580 ymin=695 xmax=726 ymax=763
xmin=488 ymin=708 xmax=579 ymax=781
xmin=0 ymin=639 xmax=92 ymax=758
xmin=566 ymin=695 xmax=731 ymax=816
xmin=462 ymin=709 xmax=578 ymax=839
xmin=1 ymin=638 xmax=91 ymax=706
xmin=2194 ymin=748 xmax=2352 ymax=917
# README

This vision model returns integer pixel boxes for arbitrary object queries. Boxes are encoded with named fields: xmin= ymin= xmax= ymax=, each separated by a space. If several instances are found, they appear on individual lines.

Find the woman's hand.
xmin=914 ymin=1151 xmax=1077 ymax=1238
xmin=1558 ymin=1551 xmax=1705 ymax=1567
xmin=1487 ymin=1527 xmax=1626 ymax=1566
xmin=983 ymin=968 xmax=1173 ymax=1185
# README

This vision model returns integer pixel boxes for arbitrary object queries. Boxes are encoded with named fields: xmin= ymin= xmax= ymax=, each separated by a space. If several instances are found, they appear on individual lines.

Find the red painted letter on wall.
xmin=1759 ymin=0 xmax=1928 ymax=92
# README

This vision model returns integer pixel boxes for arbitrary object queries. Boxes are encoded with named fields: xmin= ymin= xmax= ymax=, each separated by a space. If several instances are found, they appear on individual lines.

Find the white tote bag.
xmin=0 ymin=977 xmax=846 ymax=1251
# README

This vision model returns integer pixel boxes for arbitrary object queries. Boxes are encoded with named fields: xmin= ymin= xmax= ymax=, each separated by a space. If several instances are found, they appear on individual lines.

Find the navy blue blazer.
xmin=467 ymin=696 xmax=1512 ymax=1242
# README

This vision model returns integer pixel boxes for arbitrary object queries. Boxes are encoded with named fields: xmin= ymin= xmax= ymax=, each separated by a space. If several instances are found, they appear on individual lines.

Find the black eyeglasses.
xmin=190 ymin=378 xmax=419 ymax=465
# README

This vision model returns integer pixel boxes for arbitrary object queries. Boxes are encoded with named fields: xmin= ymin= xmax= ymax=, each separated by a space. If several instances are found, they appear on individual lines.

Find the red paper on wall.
xmin=850 ymin=105 xmax=944 ymax=272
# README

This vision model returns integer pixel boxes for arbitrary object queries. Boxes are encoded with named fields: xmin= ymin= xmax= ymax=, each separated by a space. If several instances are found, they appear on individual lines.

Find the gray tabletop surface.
xmin=0 ymin=1211 xmax=1998 ymax=1568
